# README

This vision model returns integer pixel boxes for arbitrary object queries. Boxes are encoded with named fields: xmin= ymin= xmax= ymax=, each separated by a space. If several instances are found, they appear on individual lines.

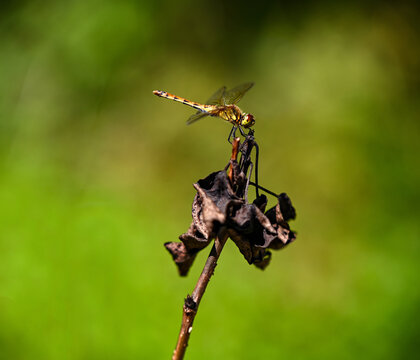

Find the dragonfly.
xmin=153 ymin=82 xmax=255 ymax=139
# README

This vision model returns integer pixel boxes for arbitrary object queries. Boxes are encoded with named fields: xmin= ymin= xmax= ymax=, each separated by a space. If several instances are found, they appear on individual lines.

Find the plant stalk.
xmin=172 ymin=229 xmax=229 ymax=360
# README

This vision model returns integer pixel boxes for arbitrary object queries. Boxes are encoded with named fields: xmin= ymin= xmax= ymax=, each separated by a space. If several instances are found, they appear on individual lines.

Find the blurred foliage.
xmin=1 ymin=0 xmax=419 ymax=359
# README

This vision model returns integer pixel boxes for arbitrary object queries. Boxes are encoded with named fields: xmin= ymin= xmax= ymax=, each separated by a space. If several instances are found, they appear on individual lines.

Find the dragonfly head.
xmin=241 ymin=113 xmax=255 ymax=128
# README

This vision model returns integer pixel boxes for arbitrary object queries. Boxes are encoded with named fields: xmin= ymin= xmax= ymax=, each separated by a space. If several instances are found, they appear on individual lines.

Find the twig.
xmin=228 ymin=137 xmax=240 ymax=184
xmin=172 ymin=229 xmax=229 ymax=360
xmin=249 ymin=181 xmax=279 ymax=198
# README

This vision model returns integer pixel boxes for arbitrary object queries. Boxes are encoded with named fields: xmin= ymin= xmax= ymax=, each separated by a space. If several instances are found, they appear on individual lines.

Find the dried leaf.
xmin=166 ymin=140 xmax=297 ymax=274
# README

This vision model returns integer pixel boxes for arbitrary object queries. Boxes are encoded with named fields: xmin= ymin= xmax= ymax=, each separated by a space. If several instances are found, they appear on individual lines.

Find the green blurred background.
xmin=1 ymin=0 xmax=419 ymax=359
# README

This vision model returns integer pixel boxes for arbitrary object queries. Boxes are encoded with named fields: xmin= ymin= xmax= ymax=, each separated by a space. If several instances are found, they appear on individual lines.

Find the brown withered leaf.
xmin=165 ymin=169 xmax=297 ymax=276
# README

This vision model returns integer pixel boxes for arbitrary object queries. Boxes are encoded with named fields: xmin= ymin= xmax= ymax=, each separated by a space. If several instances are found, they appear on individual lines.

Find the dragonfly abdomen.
xmin=153 ymin=90 xmax=212 ymax=113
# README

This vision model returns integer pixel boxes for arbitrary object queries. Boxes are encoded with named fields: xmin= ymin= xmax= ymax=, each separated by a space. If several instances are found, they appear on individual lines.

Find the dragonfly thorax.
xmin=216 ymin=105 xmax=255 ymax=128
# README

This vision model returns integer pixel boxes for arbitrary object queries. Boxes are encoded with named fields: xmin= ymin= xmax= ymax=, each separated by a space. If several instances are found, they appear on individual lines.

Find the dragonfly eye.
xmin=241 ymin=114 xmax=255 ymax=128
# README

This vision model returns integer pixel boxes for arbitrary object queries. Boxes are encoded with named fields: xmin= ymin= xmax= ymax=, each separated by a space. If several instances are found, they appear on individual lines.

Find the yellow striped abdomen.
xmin=153 ymin=90 xmax=212 ymax=113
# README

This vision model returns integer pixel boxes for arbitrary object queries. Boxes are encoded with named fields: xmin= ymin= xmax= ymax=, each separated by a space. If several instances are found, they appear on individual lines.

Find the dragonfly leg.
xmin=238 ymin=126 xmax=246 ymax=137
xmin=227 ymin=125 xmax=237 ymax=143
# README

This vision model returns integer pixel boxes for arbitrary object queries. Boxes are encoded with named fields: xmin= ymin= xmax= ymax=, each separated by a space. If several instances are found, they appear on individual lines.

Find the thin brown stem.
xmin=172 ymin=229 xmax=229 ymax=360
xmin=228 ymin=137 xmax=240 ymax=184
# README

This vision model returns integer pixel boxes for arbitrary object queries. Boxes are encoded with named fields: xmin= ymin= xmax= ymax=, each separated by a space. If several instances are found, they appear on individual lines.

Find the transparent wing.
xmin=186 ymin=111 xmax=210 ymax=125
xmin=223 ymin=82 xmax=254 ymax=105
xmin=186 ymin=86 xmax=225 ymax=125
xmin=206 ymin=86 xmax=227 ymax=105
